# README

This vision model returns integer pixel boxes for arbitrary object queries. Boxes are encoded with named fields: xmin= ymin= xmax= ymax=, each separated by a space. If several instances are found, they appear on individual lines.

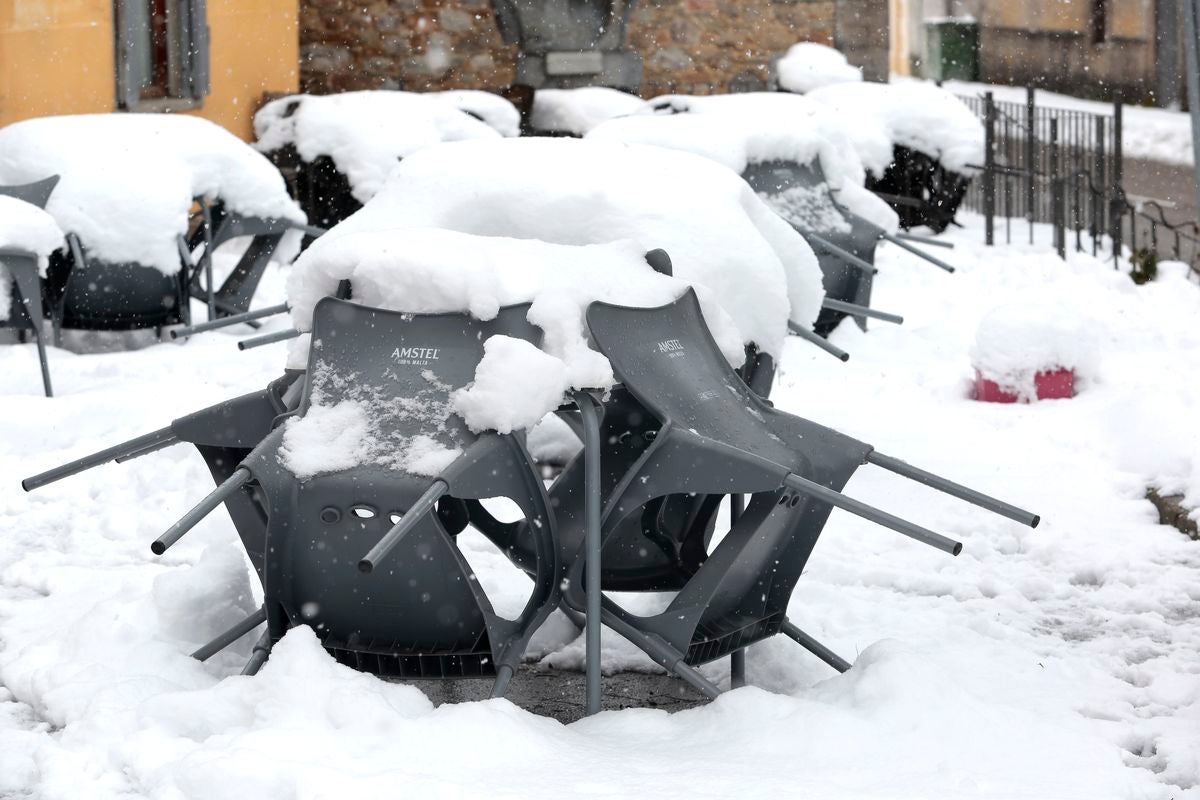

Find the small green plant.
xmin=1129 ymin=248 xmax=1159 ymax=285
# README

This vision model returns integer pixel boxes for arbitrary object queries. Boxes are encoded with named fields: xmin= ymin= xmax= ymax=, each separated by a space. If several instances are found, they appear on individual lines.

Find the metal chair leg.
xmin=241 ymin=630 xmax=272 ymax=676
xmin=490 ymin=664 xmax=516 ymax=699
xmin=598 ymin=606 xmax=723 ymax=700
xmin=730 ymin=650 xmax=747 ymax=688
xmin=192 ymin=606 xmax=267 ymax=662
xmin=31 ymin=322 xmax=52 ymax=398
xmin=780 ymin=619 xmax=852 ymax=673
xmin=573 ymin=390 xmax=604 ymax=716
xmin=729 ymin=494 xmax=747 ymax=689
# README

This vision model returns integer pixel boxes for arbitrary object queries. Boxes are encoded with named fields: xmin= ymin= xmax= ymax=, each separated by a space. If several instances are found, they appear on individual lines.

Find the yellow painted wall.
xmin=202 ymin=0 xmax=298 ymax=139
xmin=0 ymin=0 xmax=115 ymax=122
xmin=0 ymin=0 xmax=298 ymax=140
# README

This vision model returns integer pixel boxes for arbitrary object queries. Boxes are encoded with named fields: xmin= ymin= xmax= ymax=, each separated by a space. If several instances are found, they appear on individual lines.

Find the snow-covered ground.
xmin=905 ymin=76 xmax=1196 ymax=168
xmin=1 ymin=216 xmax=1199 ymax=798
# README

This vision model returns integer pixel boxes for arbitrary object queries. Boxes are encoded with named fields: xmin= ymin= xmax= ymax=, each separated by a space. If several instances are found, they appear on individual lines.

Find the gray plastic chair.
xmin=25 ymin=298 xmax=562 ymax=694
xmin=246 ymin=298 xmax=559 ymax=695
xmin=188 ymin=201 xmax=322 ymax=321
xmin=43 ymin=198 xmax=315 ymax=335
xmin=484 ymin=289 xmax=1038 ymax=706
xmin=743 ymin=160 xmax=881 ymax=336
xmin=1 ymin=176 xmax=61 ymax=396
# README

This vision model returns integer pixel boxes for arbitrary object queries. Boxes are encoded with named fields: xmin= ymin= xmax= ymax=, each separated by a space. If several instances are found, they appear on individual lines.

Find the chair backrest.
xmin=742 ymin=159 xmax=877 ymax=332
xmin=583 ymin=289 xmax=871 ymax=659
xmin=243 ymin=297 xmax=557 ymax=677
xmin=587 ymin=289 xmax=798 ymax=469
xmin=297 ymin=297 xmax=539 ymax=446
xmin=0 ymin=175 xmax=59 ymax=209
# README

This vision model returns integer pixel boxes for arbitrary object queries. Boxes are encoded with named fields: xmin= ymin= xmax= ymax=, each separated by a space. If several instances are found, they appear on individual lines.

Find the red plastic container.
xmin=974 ymin=368 xmax=1075 ymax=403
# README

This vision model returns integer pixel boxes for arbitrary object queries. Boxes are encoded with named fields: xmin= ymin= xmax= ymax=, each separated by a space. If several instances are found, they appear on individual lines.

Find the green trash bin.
xmin=925 ymin=18 xmax=979 ymax=82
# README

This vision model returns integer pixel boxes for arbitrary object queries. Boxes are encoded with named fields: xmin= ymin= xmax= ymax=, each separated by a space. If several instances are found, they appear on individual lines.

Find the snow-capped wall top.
xmin=775 ymin=42 xmax=863 ymax=94
xmin=529 ymin=87 xmax=647 ymax=135
xmin=808 ymin=81 xmax=985 ymax=175
xmin=434 ymin=90 xmax=521 ymax=137
xmin=0 ymin=114 xmax=304 ymax=275
xmin=289 ymin=137 xmax=823 ymax=363
xmin=253 ymin=91 xmax=502 ymax=203
xmin=596 ymin=93 xmax=897 ymax=232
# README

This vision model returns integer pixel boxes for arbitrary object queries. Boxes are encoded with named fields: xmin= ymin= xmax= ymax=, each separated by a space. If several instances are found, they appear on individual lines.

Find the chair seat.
xmin=324 ymin=634 xmax=496 ymax=679
xmin=56 ymin=259 xmax=184 ymax=330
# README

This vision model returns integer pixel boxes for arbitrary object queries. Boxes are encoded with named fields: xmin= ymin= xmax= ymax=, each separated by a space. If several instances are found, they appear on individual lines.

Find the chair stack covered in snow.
xmin=0 ymin=114 xmax=311 ymax=342
xmin=772 ymin=42 xmax=983 ymax=231
xmin=23 ymin=137 xmax=1039 ymax=715
xmin=807 ymin=81 xmax=984 ymax=233
xmin=589 ymin=93 xmax=956 ymax=337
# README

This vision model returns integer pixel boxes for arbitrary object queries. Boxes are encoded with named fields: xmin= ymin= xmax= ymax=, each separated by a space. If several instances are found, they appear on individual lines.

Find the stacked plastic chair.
xmin=0 ymin=176 xmax=60 ymax=395
xmin=0 ymin=114 xmax=316 ymax=342
xmin=744 ymin=159 xmax=956 ymax=336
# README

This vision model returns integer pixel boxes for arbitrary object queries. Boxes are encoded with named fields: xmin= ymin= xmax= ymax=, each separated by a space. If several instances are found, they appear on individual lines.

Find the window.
xmin=115 ymin=0 xmax=210 ymax=110
xmin=1090 ymin=0 xmax=1108 ymax=44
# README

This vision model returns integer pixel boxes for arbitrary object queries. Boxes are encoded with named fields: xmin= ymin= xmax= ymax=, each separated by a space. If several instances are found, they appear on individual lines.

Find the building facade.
xmin=0 ymin=0 xmax=299 ymax=139
xmin=299 ymin=0 xmax=889 ymax=97
xmin=893 ymin=0 xmax=1186 ymax=107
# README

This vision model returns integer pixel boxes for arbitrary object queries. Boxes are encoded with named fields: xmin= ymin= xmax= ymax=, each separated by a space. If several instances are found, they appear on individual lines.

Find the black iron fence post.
xmin=1111 ymin=98 xmax=1124 ymax=267
xmin=1093 ymin=117 xmax=1105 ymax=256
xmin=1050 ymin=119 xmax=1066 ymax=259
xmin=1026 ymin=86 xmax=1036 ymax=244
xmin=984 ymin=91 xmax=996 ymax=246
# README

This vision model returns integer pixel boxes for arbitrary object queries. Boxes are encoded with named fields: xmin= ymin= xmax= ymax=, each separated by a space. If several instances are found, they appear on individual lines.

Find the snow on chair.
xmin=0 ymin=114 xmax=308 ymax=342
xmin=253 ymin=92 xmax=508 ymax=228
xmin=561 ymin=288 xmax=1037 ymax=704
xmin=807 ymin=81 xmax=984 ymax=233
xmin=589 ymin=93 xmax=960 ymax=339
xmin=0 ymin=176 xmax=63 ymax=396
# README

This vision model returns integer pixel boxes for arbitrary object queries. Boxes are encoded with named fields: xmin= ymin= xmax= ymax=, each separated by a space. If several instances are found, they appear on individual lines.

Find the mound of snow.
xmin=808 ymin=82 xmax=984 ymax=175
xmin=0 ymin=114 xmax=304 ymax=275
xmin=451 ymin=335 xmax=572 ymax=434
xmin=776 ymin=42 xmax=863 ymax=93
xmin=0 ymin=196 xmax=65 ymax=320
xmin=970 ymin=304 xmax=1100 ymax=400
xmin=291 ymin=137 xmax=822 ymax=362
xmin=595 ymin=94 xmax=896 ymax=232
xmin=253 ymin=91 xmax=502 ymax=203
xmin=287 ymin=226 xmax=743 ymax=392
xmin=530 ymin=87 xmax=647 ymax=135
xmin=435 ymin=90 xmax=521 ymax=137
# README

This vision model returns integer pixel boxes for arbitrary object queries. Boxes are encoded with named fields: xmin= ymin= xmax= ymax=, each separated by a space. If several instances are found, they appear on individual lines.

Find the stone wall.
xmin=299 ymin=0 xmax=875 ymax=97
